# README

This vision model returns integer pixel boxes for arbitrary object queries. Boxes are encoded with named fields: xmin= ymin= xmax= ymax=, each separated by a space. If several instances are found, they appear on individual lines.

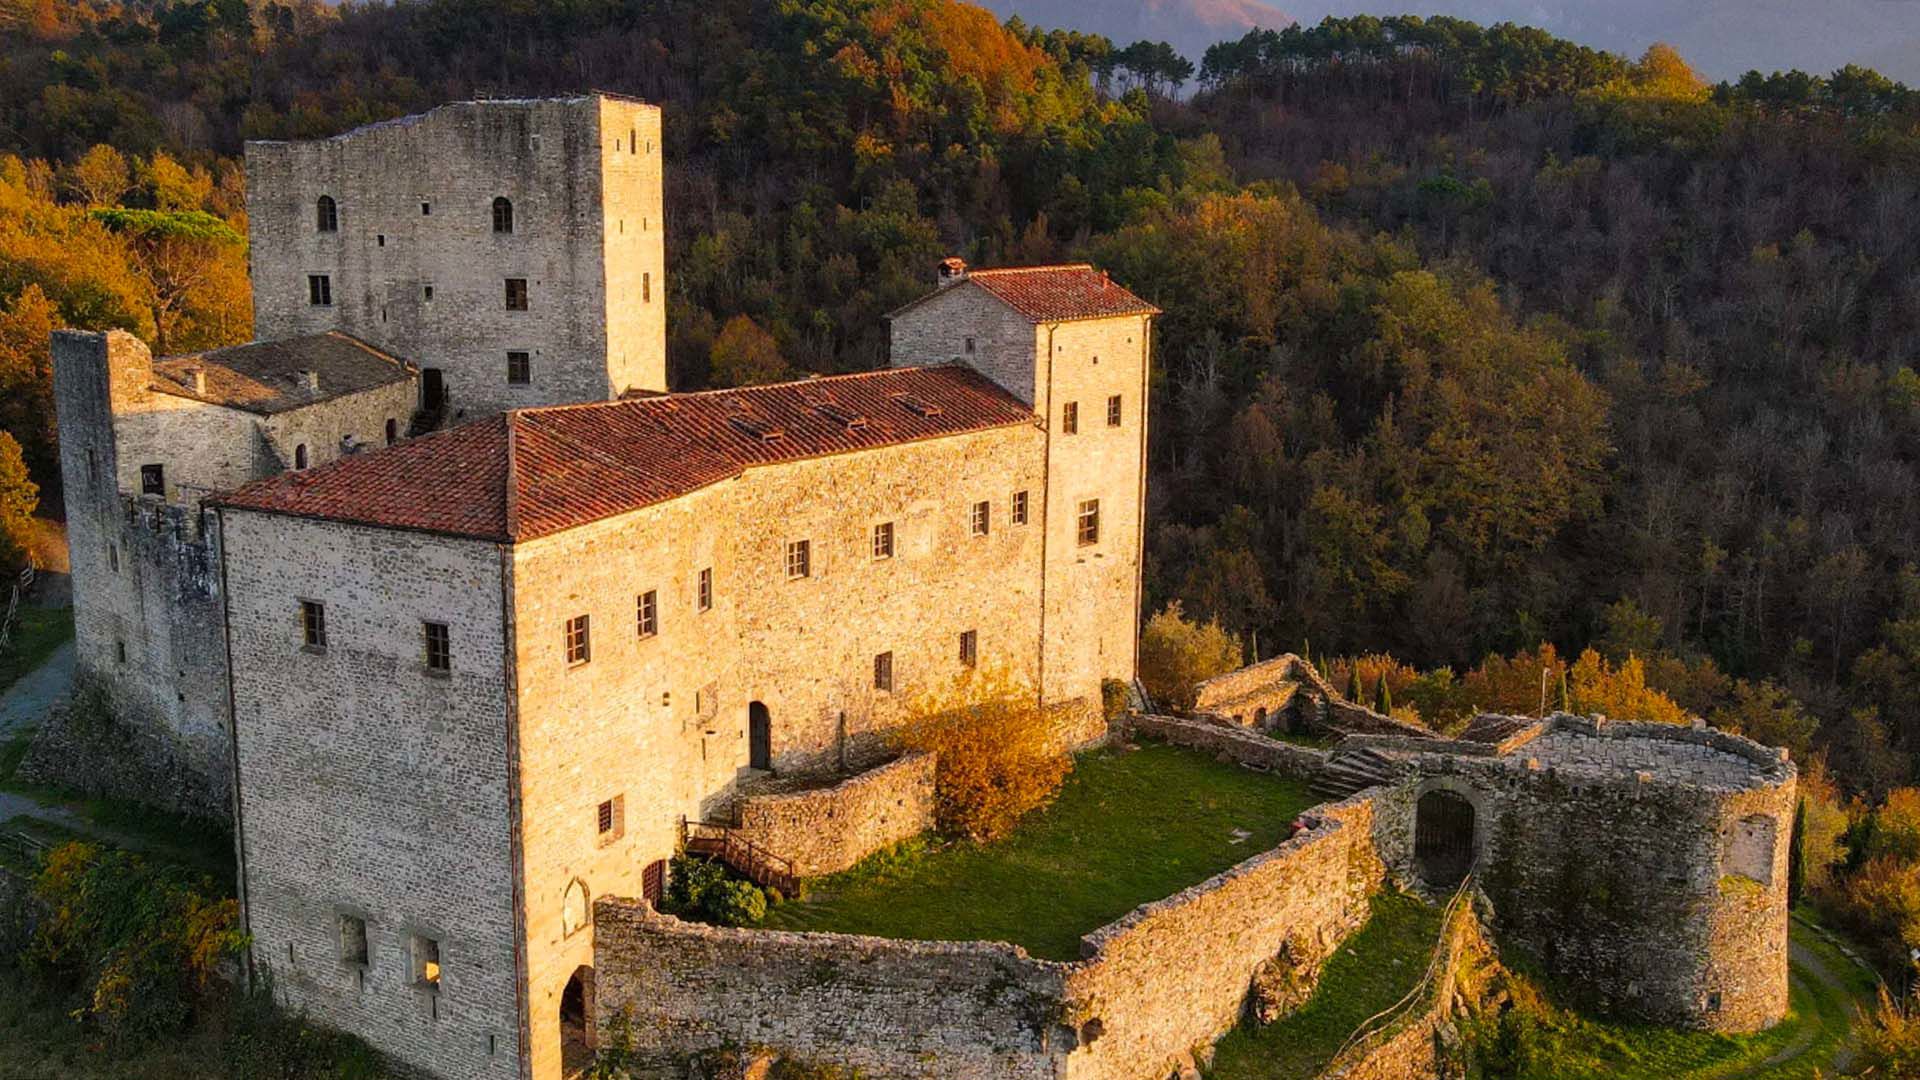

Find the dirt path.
xmin=1784 ymin=927 xmax=1875 ymax=1075
xmin=0 ymin=639 xmax=71 ymax=740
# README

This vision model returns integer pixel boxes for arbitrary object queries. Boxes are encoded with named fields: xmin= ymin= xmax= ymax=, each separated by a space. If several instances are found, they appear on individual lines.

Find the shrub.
xmin=25 ymin=840 xmax=243 ymax=1039
xmin=661 ymin=854 xmax=768 ymax=928
xmin=1100 ymin=677 xmax=1131 ymax=721
xmin=1471 ymin=1007 xmax=1541 ymax=1079
xmin=1856 ymin=987 xmax=1920 ymax=1079
xmin=1138 ymin=601 xmax=1242 ymax=712
xmin=894 ymin=673 xmax=1073 ymax=842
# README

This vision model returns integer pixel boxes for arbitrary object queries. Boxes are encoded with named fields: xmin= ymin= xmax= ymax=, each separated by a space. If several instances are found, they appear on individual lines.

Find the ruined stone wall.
xmin=731 ymin=753 xmax=937 ymax=877
xmin=222 ymin=510 xmax=520 ymax=1080
xmin=591 ymin=789 xmax=1389 ymax=1080
xmin=1119 ymin=713 xmax=1329 ymax=780
xmin=247 ymin=95 xmax=666 ymax=420
xmin=1319 ymin=899 xmax=1491 ymax=1080
xmin=592 ymin=901 xmax=1072 ymax=1078
xmin=1400 ymin=721 xmax=1794 ymax=1033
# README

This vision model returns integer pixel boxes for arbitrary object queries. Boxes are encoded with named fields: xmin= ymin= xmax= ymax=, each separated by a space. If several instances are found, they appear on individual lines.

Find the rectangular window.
xmin=1107 ymin=394 xmax=1123 ymax=427
xmin=872 ymin=522 xmax=894 ymax=560
xmin=300 ymin=600 xmax=327 ymax=650
xmin=504 ymin=278 xmax=528 ymax=311
xmin=308 ymin=274 xmax=331 ymax=307
xmin=422 ymin=283 xmax=434 ymax=302
xmin=412 ymin=936 xmax=441 ymax=988
xmin=1062 ymin=401 xmax=1078 ymax=435
xmin=959 ymin=630 xmax=977 ymax=668
xmin=636 ymin=590 xmax=658 ymax=638
xmin=971 ymin=500 xmax=990 ymax=537
xmin=1077 ymin=499 xmax=1101 ymax=546
xmin=873 ymin=651 xmax=893 ymax=693
xmin=596 ymin=794 xmax=624 ymax=843
xmin=340 ymin=915 xmax=369 ymax=966
xmin=643 ymin=272 xmax=652 ymax=303
xmin=565 ymin=614 xmax=591 ymax=665
xmin=506 ymin=351 xmax=530 ymax=385
xmin=107 ymin=543 xmax=118 ymax=573
xmin=785 ymin=539 xmax=810 ymax=580
xmin=423 ymin=621 xmax=451 ymax=672
xmin=420 ymin=201 xmax=431 ymax=216
xmin=642 ymin=860 xmax=667 ymax=906
xmin=1012 ymin=490 xmax=1029 ymax=525
xmin=697 ymin=568 xmax=712 ymax=612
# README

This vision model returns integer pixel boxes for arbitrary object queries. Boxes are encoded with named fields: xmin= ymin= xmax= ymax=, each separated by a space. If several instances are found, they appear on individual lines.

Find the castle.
xmin=44 ymin=95 xmax=1793 ymax=1080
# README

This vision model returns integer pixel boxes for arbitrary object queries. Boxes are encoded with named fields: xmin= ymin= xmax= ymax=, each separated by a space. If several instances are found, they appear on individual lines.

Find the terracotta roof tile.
xmin=895 ymin=264 xmax=1158 ymax=323
xmin=212 ymin=365 xmax=1037 ymax=542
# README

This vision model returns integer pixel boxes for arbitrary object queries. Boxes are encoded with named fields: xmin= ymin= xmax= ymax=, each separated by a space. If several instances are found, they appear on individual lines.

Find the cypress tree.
xmin=1557 ymin=670 xmax=1572 ymax=713
xmin=1374 ymin=673 xmax=1393 ymax=715
xmin=1346 ymin=665 xmax=1363 ymax=703
xmin=1788 ymin=797 xmax=1807 ymax=909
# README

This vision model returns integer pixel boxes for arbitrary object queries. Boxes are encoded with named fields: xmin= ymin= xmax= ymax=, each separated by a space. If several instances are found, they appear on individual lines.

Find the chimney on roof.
xmin=938 ymin=257 xmax=968 ymax=289
xmin=185 ymin=366 xmax=206 ymax=395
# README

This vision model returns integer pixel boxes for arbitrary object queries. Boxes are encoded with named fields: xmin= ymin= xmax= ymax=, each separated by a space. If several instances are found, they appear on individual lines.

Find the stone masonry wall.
xmin=247 ymin=95 xmax=666 ymax=419
xmin=591 ymin=900 xmax=1073 ymax=1079
xmin=592 ymin=788 xmax=1389 ymax=1080
xmin=1119 ymin=712 xmax=1330 ymax=780
xmin=732 ymin=753 xmax=937 ymax=878
xmin=1319 ymin=898 xmax=1491 ymax=1080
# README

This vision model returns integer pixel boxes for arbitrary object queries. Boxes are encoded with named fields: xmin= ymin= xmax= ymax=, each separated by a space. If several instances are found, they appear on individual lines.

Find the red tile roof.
xmin=211 ymin=365 xmax=1038 ymax=542
xmin=893 ymin=264 xmax=1160 ymax=324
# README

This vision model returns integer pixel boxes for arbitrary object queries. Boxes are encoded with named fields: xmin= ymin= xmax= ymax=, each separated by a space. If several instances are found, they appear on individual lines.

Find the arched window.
xmin=294 ymin=444 xmax=309 ymax=470
xmin=562 ymin=878 xmax=590 ymax=937
xmin=492 ymin=196 xmax=514 ymax=235
xmin=316 ymin=196 xmax=337 ymax=233
xmin=385 ymin=418 xmax=398 ymax=445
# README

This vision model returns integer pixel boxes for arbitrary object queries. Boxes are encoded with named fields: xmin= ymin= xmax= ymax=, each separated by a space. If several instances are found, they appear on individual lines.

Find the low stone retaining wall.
xmin=593 ymin=789 xmax=1388 ymax=1079
xmin=732 ymin=753 xmax=937 ymax=878
xmin=1119 ymin=713 xmax=1329 ymax=780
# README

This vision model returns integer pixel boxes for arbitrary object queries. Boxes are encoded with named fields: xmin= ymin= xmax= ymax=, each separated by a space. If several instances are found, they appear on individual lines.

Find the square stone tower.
xmin=246 ymin=94 xmax=666 ymax=421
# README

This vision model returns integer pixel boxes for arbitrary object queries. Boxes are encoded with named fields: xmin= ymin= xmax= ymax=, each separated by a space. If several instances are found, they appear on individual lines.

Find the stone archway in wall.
xmin=749 ymin=701 xmax=772 ymax=772
xmin=1414 ymin=789 xmax=1477 ymax=887
xmin=560 ymin=965 xmax=596 ymax=1075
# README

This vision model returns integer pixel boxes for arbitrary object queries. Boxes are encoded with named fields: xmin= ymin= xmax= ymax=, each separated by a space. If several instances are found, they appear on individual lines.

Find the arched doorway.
xmin=560 ymin=965 xmax=595 ymax=1074
xmin=748 ymin=702 xmax=772 ymax=771
xmin=1414 ymin=790 xmax=1476 ymax=887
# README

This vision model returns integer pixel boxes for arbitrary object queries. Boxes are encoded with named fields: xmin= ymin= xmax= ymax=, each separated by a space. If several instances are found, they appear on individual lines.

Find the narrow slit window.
xmin=697 ymin=567 xmax=712 ymax=612
xmin=294 ymin=444 xmax=308 ymax=470
xmin=385 ymin=418 xmax=398 ymax=445
xmin=959 ymin=630 xmax=977 ymax=668
xmin=643 ymin=272 xmax=651 ymax=302
xmin=565 ymin=614 xmax=591 ymax=665
xmin=873 ymin=651 xmax=893 ymax=693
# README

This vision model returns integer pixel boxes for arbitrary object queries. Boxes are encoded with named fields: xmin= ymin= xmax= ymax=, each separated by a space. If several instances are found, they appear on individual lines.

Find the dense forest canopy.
xmin=6 ymin=0 xmax=1920 ymax=800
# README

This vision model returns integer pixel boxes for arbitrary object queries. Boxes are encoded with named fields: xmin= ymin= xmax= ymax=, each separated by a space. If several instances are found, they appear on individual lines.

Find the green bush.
xmin=1101 ymin=678 xmax=1131 ymax=721
xmin=662 ymin=854 xmax=768 ymax=927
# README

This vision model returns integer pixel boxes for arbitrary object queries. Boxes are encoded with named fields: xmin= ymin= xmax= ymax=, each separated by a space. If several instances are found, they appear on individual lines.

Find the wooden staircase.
xmin=1313 ymin=747 xmax=1404 ymax=799
xmin=682 ymin=820 xmax=799 ymax=896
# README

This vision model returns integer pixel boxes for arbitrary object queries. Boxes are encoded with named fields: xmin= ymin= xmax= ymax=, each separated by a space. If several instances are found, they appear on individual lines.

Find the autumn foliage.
xmin=893 ymin=672 xmax=1073 ymax=842
xmin=1138 ymin=601 xmax=1243 ymax=713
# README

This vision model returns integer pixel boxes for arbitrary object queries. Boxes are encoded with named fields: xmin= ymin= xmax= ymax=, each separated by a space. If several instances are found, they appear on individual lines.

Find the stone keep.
xmin=246 ymin=95 xmax=667 ymax=421
xmin=213 ymin=264 xmax=1156 ymax=1080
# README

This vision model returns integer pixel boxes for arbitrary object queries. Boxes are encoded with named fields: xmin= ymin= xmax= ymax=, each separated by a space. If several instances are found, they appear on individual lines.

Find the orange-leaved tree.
xmin=892 ymin=667 xmax=1071 ymax=842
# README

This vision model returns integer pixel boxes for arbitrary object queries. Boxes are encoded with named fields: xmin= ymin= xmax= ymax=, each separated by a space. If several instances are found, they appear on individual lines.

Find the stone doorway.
xmin=560 ymin=965 xmax=595 ymax=1076
xmin=1414 ymin=789 xmax=1476 ymax=887
xmin=421 ymin=368 xmax=445 ymax=412
xmin=749 ymin=701 xmax=772 ymax=771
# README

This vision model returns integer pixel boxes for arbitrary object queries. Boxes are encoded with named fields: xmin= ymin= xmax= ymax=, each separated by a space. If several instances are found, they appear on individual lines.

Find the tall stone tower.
xmin=888 ymin=261 xmax=1158 ymax=728
xmin=245 ymin=94 xmax=667 ymax=421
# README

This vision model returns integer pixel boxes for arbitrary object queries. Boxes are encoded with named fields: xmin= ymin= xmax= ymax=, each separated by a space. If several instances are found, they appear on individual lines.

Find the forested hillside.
xmin=4 ymin=0 xmax=1920 ymax=807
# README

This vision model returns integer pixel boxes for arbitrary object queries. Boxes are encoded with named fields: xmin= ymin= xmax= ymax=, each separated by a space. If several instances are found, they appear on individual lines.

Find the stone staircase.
xmin=1312 ymin=747 xmax=1404 ymax=799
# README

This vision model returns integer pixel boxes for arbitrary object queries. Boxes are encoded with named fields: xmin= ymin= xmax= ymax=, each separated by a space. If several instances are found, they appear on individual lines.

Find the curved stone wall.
xmin=730 ymin=752 xmax=937 ymax=878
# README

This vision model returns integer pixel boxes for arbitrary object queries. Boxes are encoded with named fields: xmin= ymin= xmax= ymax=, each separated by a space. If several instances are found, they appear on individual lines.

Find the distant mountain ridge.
xmin=978 ymin=0 xmax=1295 ymax=62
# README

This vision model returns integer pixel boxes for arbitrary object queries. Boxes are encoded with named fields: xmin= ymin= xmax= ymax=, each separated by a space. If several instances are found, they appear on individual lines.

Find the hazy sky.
xmin=983 ymin=0 xmax=1920 ymax=83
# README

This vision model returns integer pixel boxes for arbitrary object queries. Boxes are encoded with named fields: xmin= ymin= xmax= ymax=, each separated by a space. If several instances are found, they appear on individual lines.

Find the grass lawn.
xmin=762 ymin=743 xmax=1322 ymax=960
xmin=1207 ymin=891 xmax=1444 ymax=1080
xmin=0 ymin=605 xmax=70 ymax=696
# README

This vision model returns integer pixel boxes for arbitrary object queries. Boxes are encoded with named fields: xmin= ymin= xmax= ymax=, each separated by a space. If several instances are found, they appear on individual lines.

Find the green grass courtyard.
xmin=763 ymin=742 xmax=1323 ymax=960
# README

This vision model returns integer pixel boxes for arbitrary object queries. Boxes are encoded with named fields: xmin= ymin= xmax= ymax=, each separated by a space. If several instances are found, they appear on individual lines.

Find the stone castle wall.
xmin=732 ymin=753 xmax=937 ymax=878
xmin=1118 ymin=712 xmax=1330 ymax=779
xmin=590 ymin=788 xmax=1389 ymax=1080
xmin=247 ymin=95 xmax=667 ymax=420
